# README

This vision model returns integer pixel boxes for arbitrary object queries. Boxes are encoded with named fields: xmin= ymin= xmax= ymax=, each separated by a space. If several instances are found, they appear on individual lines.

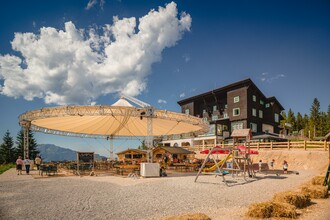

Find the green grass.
xmin=0 ymin=163 xmax=15 ymax=175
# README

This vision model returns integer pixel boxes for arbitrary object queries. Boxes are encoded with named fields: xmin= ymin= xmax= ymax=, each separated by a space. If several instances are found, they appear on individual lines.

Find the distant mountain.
xmin=37 ymin=144 xmax=107 ymax=162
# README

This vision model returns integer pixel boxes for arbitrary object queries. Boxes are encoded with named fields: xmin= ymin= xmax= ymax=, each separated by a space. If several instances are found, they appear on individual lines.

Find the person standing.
xmin=283 ymin=160 xmax=288 ymax=174
xmin=24 ymin=157 xmax=31 ymax=175
xmin=258 ymin=160 xmax=262 ymax=172
xmin=270 ymin=159 xmax=275 ymax=170
xmin=35 ymin=155 xmax=42 ymax=170
xmin=16 ymin=156 xmax=24 ymax=175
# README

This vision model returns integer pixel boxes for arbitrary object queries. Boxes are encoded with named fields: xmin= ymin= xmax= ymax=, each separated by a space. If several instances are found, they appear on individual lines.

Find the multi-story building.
xmin=162 ymin=78 xmax=284 ymax=150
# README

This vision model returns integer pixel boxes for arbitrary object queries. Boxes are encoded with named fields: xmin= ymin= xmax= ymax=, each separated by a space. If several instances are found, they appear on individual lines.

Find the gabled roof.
xmin=177 ymin=78 xmax=284 ymax=111
xmin=267 ymin=96 xmax=284 ymax=111
xmin=231 ymin=129 xmax=252 ymax=138
xmin=155 ymin=146 xmax=195 ymax=154
xmin=178 ymin=78 xmax=257 ymax=105
xmin=116 ymin=149 xmax=147 ymax=155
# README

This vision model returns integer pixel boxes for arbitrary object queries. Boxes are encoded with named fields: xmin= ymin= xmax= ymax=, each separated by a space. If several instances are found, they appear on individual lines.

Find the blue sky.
xmin=0 ymin=0 xmax=329 ymax=157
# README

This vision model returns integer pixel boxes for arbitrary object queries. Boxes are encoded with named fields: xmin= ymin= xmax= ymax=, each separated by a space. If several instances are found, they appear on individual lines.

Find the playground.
xmin=0 ymin=149 xmax=328 ymax=220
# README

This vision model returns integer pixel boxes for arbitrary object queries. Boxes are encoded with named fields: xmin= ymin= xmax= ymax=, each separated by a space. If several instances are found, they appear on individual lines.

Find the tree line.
xmin=0 ymin=130 xmax=39 ymax=164
xmin=281 ymin=98 xmax=330 ymax=139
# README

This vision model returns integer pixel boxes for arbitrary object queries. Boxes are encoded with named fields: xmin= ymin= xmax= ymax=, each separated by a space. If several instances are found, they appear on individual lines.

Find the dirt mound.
xmin=251 ymin=149 xmax=328 ymax=172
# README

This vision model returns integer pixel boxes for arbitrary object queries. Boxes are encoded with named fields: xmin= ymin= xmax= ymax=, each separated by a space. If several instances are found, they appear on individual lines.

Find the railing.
xmin=189 ymin=140 xmax=329 ymax=152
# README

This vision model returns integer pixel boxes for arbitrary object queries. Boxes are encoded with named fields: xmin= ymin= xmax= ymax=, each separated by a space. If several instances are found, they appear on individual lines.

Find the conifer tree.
xmin=296 ymin=112 xmax=304 ymax=132
xmin=0 ymin=130 xmax=15 ymax=163
xmin=286 ymin=109 xmax=296 ymax=132
xmin=309 ymin=98 xmax=321 ymax=138
xmin=15 ymin=129 xmax=39 ymax=159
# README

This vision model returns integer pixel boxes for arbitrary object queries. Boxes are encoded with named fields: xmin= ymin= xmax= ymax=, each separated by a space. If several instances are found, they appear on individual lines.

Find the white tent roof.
xmin=19 ymin=105 xmax=208 ymax=139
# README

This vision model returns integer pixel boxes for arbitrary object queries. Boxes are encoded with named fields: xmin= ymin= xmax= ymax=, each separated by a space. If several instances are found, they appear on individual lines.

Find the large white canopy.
xmin=19 ymin=105 xmax=208 ymax=139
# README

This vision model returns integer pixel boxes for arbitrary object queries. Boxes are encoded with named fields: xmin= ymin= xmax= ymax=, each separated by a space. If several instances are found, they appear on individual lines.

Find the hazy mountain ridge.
xmin=37 ymin=144 xmax=106 ymax=162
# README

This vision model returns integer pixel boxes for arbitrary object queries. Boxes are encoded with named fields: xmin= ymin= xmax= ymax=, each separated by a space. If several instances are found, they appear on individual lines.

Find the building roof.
xmin=252 ymin=133 xmax=287 ymax=141
xmin=267 ymin=96 xmax=284 ymax=111
xmin=156 ymin=146 xmax=195 ymax=154
xmin=177 ymin=78 xmax=284 ymax=111
xmin=231 ymin=129 xmax=252 ymax=138
xmin=116 ymin=149 xmax=147 ymax=155
xmin=178 ymin=78 xmax=257 ymax=104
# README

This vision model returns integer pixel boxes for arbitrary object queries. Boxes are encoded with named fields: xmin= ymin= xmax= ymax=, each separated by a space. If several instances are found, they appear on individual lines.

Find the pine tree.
xmin=0 ymin=130 xmax=15 ymax=163
xmin=319 ymin=112 xmax=328 ymax=136
xmin=286 ymin=109 xmax=296 ymax=133
xmin=296 ymin=112 xmax=304 ymax=133
xmin=303 ymin=114 xmax=310 ymax=137
xmin=15 ymin=129 xmax=39 ymax=159
xmin=309 ymin=98 xmax=321 ymax=138
xmin=327 ymin=105 xmax=330 ymax=133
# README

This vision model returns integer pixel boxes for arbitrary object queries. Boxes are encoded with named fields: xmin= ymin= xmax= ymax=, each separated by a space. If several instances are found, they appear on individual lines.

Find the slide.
xmin=203 ymin=155 xmax=232 ymax=172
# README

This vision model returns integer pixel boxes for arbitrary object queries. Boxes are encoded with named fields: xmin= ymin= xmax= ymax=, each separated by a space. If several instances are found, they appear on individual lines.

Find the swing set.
xmin=195 ymin=129 xmax=258 ymax=186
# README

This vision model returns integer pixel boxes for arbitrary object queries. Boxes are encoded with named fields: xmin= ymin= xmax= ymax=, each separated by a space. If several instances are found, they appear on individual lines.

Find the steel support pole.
xmin=20 ymin=121 xmax=31 ymax=159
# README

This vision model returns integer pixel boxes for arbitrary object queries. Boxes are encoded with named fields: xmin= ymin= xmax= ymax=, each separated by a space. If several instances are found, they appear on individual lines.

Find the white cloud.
xmin=0 ymin=2 xmax=191 ymax=105
xmin=182 ymin=53 xmax=190 ymax=62
xmin=86 ymin=0 xmax=105 ymax=10
xmin=260 ymin=72 xmax=286 ymax=83
xmin=157 ymin=99 xmax=167 ymax=104
xmin=179 ymin=92 xmax=185 ymax=98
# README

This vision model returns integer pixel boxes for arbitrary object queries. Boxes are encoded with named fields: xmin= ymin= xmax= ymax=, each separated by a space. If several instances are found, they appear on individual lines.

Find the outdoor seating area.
xmin=39 ymin=164 xmax=58 ymax=176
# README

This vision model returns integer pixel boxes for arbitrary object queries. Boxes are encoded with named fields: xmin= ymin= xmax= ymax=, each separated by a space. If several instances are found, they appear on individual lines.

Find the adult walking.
xmin=24 ymin=157 xmax=31 ymax=175
xmin=16 ymin=156 xmax=23 ymax=175
xmin=35 ymin=155 xmax=42 ymax=170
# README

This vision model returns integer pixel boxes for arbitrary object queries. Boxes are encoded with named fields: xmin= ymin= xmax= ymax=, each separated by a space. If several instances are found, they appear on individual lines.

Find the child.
xmin=270 ymin=159 xmax=275 ymax=170
xmin=283 ymin=160 xmax=288 ymax=174
xmin=258 ymin=160 xmax=262 ymax=172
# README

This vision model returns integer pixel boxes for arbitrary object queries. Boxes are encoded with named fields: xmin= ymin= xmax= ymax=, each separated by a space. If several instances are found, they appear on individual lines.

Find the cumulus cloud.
xmin=260 ymin=72 xmax=286 ymax=83
xmin=179 ymin=92 xmax=185 ymax=98
xmin=0 ymin=2 xmax=191 ymax=105
xmin=157 ymin=99 xmax=167 ymax=104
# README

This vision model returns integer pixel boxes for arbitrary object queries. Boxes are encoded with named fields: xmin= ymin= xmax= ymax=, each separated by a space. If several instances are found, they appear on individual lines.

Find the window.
xmin=233 ymin=108 xmax=240 ymax=116
xmin=252 ymin=95 xmax=256 ymax=102
xmin=231 ymin=121 xmax=243 ymax=131
xmin=224 ymin=104 xmax=228 ymax=109
xmin=133 ymin=154 xmax=143 ymax=159
xmin=252 ymin=108 xmax=256 ymax=117
xmin=275 ymin=113 xmax=279 ymax=123
xmin=213 ymin=105 xmax=217 ymax=112
xmin=265 ymin=103 xmax=270 ymax=108
xmin=185 ymin=109 xmax=189 ymax=115
xmin=250 ymin=123 xmax=257 ymax=133
xmin=223 ymin=112 xmax=228 ymax=119
xmin=259 ymin=110 xmax=263 ymax=118
xmin=234 ymin=96 xmax=240 ymax=103
xmin=260 ymin=100 xmax=264 ymax=105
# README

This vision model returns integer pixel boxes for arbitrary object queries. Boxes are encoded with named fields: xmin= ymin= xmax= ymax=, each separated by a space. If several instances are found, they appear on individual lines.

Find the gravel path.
xmin=1 ymin=166 xmax=328 ymax=220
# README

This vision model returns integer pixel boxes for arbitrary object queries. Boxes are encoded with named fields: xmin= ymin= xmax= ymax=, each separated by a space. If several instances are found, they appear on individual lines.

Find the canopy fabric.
xmin=19 ymin=105 xmax=208 ymax=139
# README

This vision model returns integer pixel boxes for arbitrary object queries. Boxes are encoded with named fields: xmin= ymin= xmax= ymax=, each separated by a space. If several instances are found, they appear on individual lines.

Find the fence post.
xmin=287 ymin=140 xmax=290 ymax=150
xmin=270 ymin=141 xmax=273 ymax=150
xmin=325 ymin=141 xmax=327 ymax=151
xmin=304 ymin=140 xmax=306 ymax=150
xmin=257 ymin=142 xmax=260 ymax=150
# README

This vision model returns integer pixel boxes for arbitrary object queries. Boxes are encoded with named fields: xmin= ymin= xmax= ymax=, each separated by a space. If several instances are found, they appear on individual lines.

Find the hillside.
xmin=37 ymin=144 xmax=106 ymax=162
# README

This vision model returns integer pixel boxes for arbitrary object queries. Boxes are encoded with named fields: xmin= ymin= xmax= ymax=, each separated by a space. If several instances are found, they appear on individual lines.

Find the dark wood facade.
xmin=177 ymin=79 xmax=284 ymax=137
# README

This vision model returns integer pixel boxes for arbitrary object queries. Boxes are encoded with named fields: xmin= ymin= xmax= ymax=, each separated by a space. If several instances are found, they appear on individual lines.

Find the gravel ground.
xmin=1 ymin=166 xmax=328 ymax=220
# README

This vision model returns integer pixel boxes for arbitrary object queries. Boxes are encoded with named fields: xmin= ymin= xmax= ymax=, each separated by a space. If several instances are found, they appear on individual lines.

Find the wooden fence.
xmin=189 ymin=140 xmax=329 ymax=152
